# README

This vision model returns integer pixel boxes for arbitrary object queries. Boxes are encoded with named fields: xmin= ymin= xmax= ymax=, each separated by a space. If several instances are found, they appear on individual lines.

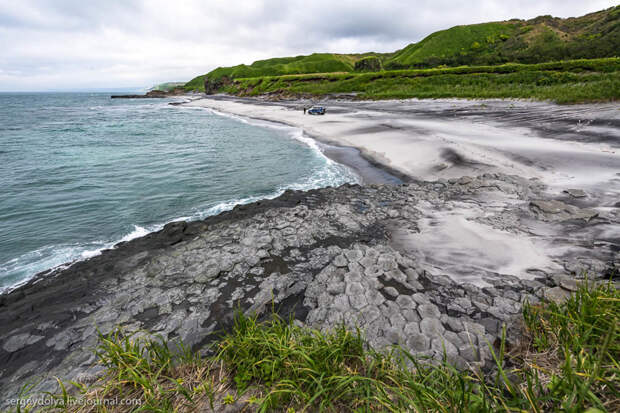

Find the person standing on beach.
xmin=303 ymin=107 xmax=306 ymax=114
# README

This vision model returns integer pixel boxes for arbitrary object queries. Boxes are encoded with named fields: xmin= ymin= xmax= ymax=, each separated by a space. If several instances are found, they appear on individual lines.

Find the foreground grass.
xmin=224 ymin=58 xmax=620 ymax=103
xmin=13 ymin=281 xmax=619 ymax=412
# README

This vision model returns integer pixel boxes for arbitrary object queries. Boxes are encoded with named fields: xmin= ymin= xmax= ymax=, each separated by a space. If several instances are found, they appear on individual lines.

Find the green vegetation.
xmin=354 ymin=56 xmax=383 ymax=72
xmin=185 ymin=5 xmax=619 ymax=99
xmin=13 ymin=280 xmax=617 ymax=412
xmin=150 ymin=82 xmax=185 ymax=92
xmin=521 ymin=282 xmax=620 ymax=410
xmin=386 ymin=22 xmax=519 ymax=68
xmin=224 ymin=58 xmax=620 ymax=103
xmin=182 ymin=74 xmax=208 ymax=92
xmin=184 ymin=53 xmax=389 ymax=92
xmin=385 ymin=6 xmax=620 ymax=69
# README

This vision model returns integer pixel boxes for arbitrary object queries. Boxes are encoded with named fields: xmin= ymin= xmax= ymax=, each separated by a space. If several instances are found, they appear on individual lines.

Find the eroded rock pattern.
xmin=1 ymin=174 xmax=618 ymax=403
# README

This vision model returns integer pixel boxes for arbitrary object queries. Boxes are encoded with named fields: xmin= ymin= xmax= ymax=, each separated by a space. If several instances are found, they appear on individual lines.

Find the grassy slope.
xmin=183 ymin=7 xmax=619 ymax=102
xmin=387 ymin=6 xmax=620 ymax=68
xmin=23 ymin=281 xmax=618 ymax=412
xmin=185 ymin=6 xmax=619 ymax=95
xmin=387 ymin=22 xmax=519 ymax=68
xmin=183 ymin=74 xmax=208 ymax=91
xmin=225 ymin=58 xmax=620 ymax=103
xmin=150 ymin=82 xmax=186 ymax=92
xmin=184 ymin=53 xmax=390 ymax=91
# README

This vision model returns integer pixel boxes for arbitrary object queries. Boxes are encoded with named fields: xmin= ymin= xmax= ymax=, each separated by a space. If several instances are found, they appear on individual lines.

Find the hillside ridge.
xmin=184 ymin=5 xmax=619 ymax=92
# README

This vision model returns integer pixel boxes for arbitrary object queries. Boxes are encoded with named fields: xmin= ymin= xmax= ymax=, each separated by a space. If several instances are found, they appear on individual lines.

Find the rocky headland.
xmin=110 ymin=88 xmax=186 ymax=99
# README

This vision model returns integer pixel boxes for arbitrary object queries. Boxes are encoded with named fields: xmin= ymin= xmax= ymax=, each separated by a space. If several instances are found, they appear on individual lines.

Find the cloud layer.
xmin=0 ymin=0 xmax=616 ymax=91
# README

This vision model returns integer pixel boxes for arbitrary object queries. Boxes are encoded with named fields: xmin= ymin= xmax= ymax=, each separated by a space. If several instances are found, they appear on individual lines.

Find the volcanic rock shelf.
xmin=1 ymin=174 xmax=617 ymax=403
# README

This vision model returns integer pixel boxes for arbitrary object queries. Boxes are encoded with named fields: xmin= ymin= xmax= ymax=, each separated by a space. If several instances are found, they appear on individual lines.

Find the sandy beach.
xmin=185 ymin=96 xmax=620 ymax=284
xmin=184 ymin=96 xmax=620 ymax=190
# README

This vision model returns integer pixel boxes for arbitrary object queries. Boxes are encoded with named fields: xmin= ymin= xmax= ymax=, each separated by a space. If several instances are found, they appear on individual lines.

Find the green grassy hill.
xmin=184 ymin=6 xmax=619 ymax=101
xmin=386 ymin=22 xmax=518 ymax=68
xmin=387 ymin=6 xmax=620 ymax=69
xmin=225 ymin=58 xmax=620 ymax=103
xmin=184 ymin=53 xmax=389 ymax=92
xmin=150 ymin=82 xmax=186 ymax=92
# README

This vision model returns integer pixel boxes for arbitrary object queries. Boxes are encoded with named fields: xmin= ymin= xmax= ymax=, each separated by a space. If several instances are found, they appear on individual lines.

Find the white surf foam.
xmin=199 ymin=107 xmax=351 ymax=171
xmin=0 ymin=224 xmax=159 ymax=294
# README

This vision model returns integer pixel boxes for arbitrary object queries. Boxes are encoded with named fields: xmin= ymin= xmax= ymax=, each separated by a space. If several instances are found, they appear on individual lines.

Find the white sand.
xmin=185 ymin=97 xmax=619 ymax=188
xmin=185 ymin=98 xmax=528 ymax=181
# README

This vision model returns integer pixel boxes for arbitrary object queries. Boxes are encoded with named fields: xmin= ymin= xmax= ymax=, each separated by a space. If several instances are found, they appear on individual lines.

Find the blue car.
xmin=307 ymin=106 xmax=326 ymax=115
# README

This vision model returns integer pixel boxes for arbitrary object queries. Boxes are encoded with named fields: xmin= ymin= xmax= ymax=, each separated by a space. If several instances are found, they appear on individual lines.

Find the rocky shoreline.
xmin=1 ymin=168 xmax=617 ymax=404
xmin=110 ymin=88 xmax=186 ymax=99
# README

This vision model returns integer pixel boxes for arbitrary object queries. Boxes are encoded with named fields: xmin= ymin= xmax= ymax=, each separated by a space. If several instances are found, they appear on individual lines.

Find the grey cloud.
xmin=0 ymin=0 xmax=616 ymax=91
xmin=0 ymin=0 xmax=139 ymax=31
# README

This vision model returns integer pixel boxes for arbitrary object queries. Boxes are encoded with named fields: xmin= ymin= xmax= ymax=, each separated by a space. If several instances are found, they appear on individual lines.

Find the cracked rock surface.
xmin=1 ymin=173 xmax=618 ymax=403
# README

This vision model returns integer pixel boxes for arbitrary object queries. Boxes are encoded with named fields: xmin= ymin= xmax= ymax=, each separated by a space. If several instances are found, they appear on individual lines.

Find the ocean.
xmin=0 ymin=93 xmax=358 ymax=290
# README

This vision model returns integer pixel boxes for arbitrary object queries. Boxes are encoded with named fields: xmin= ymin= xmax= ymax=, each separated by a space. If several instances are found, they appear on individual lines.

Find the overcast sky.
xmin=0 ymin=0 xmax=616 ymax=91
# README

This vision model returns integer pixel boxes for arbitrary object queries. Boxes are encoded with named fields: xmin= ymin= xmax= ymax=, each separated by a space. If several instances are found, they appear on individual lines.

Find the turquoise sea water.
xmin=0 ymin=93 xmax=357 ymax=290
